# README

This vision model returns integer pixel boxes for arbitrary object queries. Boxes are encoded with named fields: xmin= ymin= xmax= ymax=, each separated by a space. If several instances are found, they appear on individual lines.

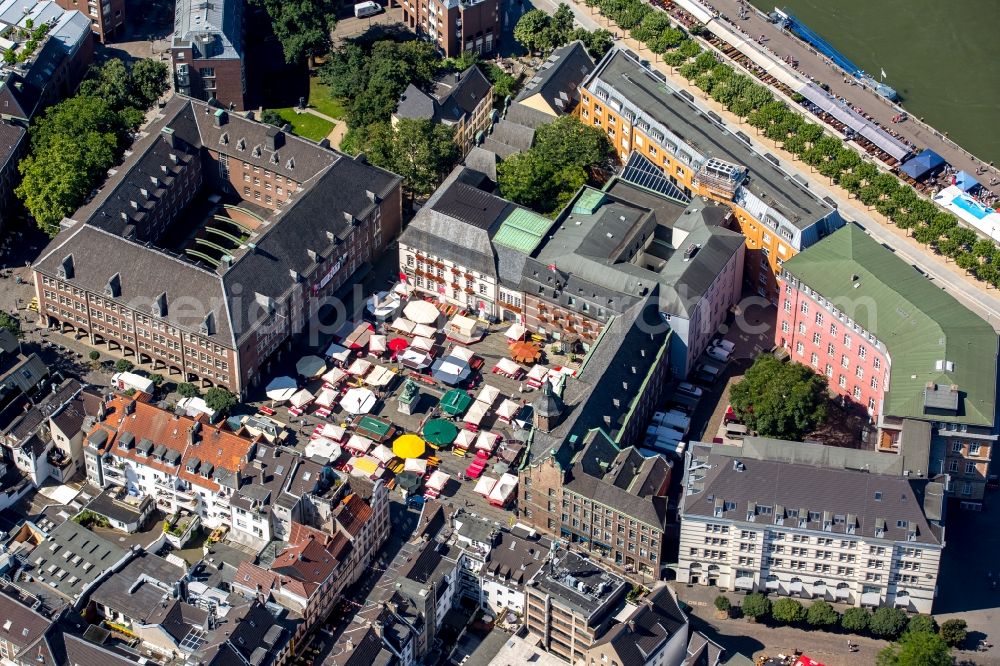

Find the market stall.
xmin=341 ymin=388 xmax=377 ymax=415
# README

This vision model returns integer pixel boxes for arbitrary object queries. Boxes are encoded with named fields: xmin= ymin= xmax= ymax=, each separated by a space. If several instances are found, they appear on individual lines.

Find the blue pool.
xmin=953 ymin=194 xmax=995 ymax=220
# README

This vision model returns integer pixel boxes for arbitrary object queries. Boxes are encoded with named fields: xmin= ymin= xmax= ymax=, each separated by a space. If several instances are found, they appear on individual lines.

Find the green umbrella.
xmin=440 ymin=389 xmax=472 ymax=416
xmin=424 ymin=418 xmax=459 ymax=447
xmin=396 ymin=471 xmax=423 ymax=492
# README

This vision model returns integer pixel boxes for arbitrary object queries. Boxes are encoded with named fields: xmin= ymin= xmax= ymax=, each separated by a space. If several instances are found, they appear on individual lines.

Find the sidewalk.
xmin=707 ymin=0 xmax=998 ymax=186
xmin=564 ymin=0 xmax=1000 ymax=325
xmin=673 ymin=582 xmax=888 ymax=666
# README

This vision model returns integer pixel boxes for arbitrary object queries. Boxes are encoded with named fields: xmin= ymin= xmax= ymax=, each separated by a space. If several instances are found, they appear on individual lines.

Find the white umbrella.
xmin=341 ymin=388 xmax=377 ymax=415
xmin=289 ymin=389 xmax=315 ymax=408
xmin=318 ymin=423 xmax=346 ymax=441
xmin=404 ymin=458 xmax=428 ymax=474
xmin=345 ymin=434 xmax=374 ymax=455
xmin=455 ymin=429 xmax=476 ymax=449
xmin=369 ymin=335 xmax=387 ymax=354
xmin=426 ymin=470 xmax=450 ymax=491
xmin=476 ymin=385 xmax=501 ymax=406
xmin=305 ymin=437 xmax=342 ymax=461
xmin=413 ymin=323 xmax=438 ymax=339
xmin=390 ymin=317 xmax=416 ymax=335
xmin=315 ymin=388 xmax=338 ymax=408
xmin=449 ymin=346 xmax=475 ymax=362
xmin=325 ymin=342 xmax=352 ymax=363
xmin=322 ymin=367 xmax=347 ymax=385
xmin=296 ymin=355 xmax=327 ymax=378
xmin=347 ymin=358 xmax=373 ymax=376
xmin=404 ymin=300 xmax=440 ymax=325
xmin=411 ymin=336 xmax=435 ymax=352
xmin=370 ymin=444 xmax=395 ymax=465
xmin=474 ymin=476 xmax=497 ymax=495
xmin=265 ymin=376 xmax=298 ymax=402
xmin=496 ymin=399 xmax=520 ymax=420
xmin=505 ymin=323 xmax=526 ymax=341
xmin=364 ymin=366 xmax=395 ymax=387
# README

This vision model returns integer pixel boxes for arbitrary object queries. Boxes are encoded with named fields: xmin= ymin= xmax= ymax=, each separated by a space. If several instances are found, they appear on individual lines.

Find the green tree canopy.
xmin=497 ymin=115 xmax=611 ymax=215
xmin=250 ymin=0 xmax=337 ymax=64
xmin=905 ymin=614 xmax=938 ymax=636
xmin=805 ymin=600 xmax=840 ymax=628
xmin=729 ymin=355 xmax=829 ymax=439
xmin=0 ymin=312 xmax=20 ymax=338
xmin=740 ymin=592 xmax=770 ymax=620
xmin=770 ymin=598 xmax=806 ymax=624
xmin=177 ymin=382 xmax=200 ymax=399
xmin=204 ymin=387 xmax=238 ymax=414
xmin=841 ymin=607 xmax=871 ymax=633
xmin=320 ymin=39 xmax=442 ymax=129
xmin=938 ymin=618 xmax=967 ymax=647
xmin=362 ymin=119 xmax=459 ymax=199
xmin=571 ymin=28 xmax=614 ymax=59
xmin=114 ymin=359 xmax=135 ymax=373
xmin=16 ymin=59 xmax=167 ymax=235
xmin=876 ymin=630 xmax=952 ymax=666
xmin=870 ymin=607 xmax=909 ymax=639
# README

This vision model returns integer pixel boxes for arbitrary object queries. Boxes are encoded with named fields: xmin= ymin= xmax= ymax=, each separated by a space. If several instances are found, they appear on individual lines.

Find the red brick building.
xmin=32 ymin=96 xmax=403 ymax=396
xmin=54 ymin=0 xmax=125 ymax=42
xmin=171 ymin=0 xmax=246 ymax=110
xmin=400 ymin=0 xmax=500 ymax=58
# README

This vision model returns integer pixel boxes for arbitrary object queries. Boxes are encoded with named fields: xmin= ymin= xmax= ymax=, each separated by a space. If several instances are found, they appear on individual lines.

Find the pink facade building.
xmin=776 ymin=278 xmax=890 ymax=419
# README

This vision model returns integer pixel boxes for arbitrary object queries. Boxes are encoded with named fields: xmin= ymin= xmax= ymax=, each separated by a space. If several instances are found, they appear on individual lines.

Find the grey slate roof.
xmin=34 ymin=96 xmax=401 ymax=347
xmin=590 ymin=584 xmax=688 ymax=665
xmin=400 ymin=167 xmax=513 ymax=277
xmin=481 ymin=529 xmax=550 ymax=586
xmin=585 ymin=49 xmax=831 ymax=230
xmin=463 ymin=146 xmax=499 ymax=181
xmin=89 ymin=552 xmax=184 ymax=623
xmin=682 ymin=441 xmax=945 ymax=545
xmin=172 ymin=0 xmax=243 ymax=60
xmin=394 ymin=84 xmax=437 ymax=121
xmin=526 ymin=181 xmax=744 ymax=319
xmin=31 ymin=520 xmax=131 ymax=603
xmin=0 ymin=120 xmax=26 ymax=170
xmin=515 ymin=41 xmax=595 ymax=113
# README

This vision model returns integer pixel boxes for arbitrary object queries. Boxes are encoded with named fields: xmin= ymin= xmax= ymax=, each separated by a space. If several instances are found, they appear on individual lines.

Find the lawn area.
xmin=308 ymin=77 xmax=346 ymax=120
xmin=270 ymin=107 xmax=334 ymax=142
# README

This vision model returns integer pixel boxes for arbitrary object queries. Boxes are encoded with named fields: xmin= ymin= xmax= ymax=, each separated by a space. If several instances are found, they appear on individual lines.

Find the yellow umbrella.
xmin=353 ymin=457 xmax=380 ymax=476
xmin=393 ymin=433 xmax=426 ymax=459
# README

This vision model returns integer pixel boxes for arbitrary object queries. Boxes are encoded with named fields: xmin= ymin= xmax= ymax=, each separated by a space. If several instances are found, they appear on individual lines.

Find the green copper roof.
xmin=572 ymin=188 xmax=606 ymax=215
xmin=782 ymin=223 xmax=997 ymax=426
xmin=492 ymin=208 xmax=555 ymax=254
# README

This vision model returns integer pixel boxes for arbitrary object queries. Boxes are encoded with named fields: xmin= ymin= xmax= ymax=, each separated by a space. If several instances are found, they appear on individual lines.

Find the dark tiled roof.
xmin=515 ymin=41 xmax=595 ymax=113
xmin=394 ymin=84 xmax=437 ymax=121
xmin=434 ymin=66 xmax=492 ymax=121
xmin=32 ymin=521 xmax=130 ymax=603
xmin=0 ymin=587 xmax=57 ymax=652
xmin=683 ymin=441 xmax=945 ymax=545
xmin=89 ymin=552 xmax=184 ymax=623
xmin=0 ymin=120 xmax=26 ymax=170
xmin=430 ymin=181 xmax=508 ymax=229
xmin=591 ymin=585 xmax=687 ymax=664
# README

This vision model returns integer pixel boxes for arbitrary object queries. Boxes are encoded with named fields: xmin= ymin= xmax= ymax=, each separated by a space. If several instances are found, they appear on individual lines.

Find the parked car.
xmin=693 ymin=362 xmax=722 ymax=384
xmin=705 ymin=345 xmax=732 ymax=363
xmin=712 ymin=338 xmax=736 ymax=354
xmin=676 ymin=381 xmax=703 ymax=398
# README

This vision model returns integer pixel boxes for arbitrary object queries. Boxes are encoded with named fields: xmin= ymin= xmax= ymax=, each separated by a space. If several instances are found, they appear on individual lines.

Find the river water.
xmin=749 ymin=0 xmax=1000 ymax=164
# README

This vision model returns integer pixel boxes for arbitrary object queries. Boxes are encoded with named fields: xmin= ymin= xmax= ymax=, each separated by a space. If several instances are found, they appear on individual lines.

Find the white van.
xmin=112 ymin=372 xmax=155 ymax=395
xmin=354 ymin=1 xmax=380 ymax=17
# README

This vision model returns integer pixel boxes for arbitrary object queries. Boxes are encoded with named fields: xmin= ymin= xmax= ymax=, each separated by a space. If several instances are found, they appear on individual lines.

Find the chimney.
xmin=366 ymin=190 xmax=379 ymax=204
xmin=343 ymin=211 xmax=356 ymax=225
xmin=265 ymin=126 xmax=285 ymax=151
xmin=161 ymin=126 xmax=176 ymax=148
xmin=289 ymin=269 xmax=301 ymax=282
xmin=152 ymin=291 xmax=168 ymax=317
xmin=214 ymin=109 xmax=228 ymax=127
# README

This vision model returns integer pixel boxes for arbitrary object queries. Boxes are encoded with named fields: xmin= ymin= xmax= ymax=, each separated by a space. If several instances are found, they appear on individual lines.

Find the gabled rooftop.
xmin=782 ymin=223 xmax=998 ymax=425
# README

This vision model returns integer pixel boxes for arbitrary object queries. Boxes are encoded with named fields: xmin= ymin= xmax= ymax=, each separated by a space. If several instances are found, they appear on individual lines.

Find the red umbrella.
xmin=388 ymin=337 xmax=409 ymax=352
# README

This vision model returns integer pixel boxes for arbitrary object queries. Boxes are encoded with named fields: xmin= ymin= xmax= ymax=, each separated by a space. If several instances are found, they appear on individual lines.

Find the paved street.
xmin=550 ymin=0 xmax=1000 ymax=327
xmin=705 ymin=0 xmax=999 ymax=185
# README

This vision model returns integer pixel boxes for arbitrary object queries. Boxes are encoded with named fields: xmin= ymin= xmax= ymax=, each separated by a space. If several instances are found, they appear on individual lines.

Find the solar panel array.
xmin=620 ymin=152 xmax=691 ymax=205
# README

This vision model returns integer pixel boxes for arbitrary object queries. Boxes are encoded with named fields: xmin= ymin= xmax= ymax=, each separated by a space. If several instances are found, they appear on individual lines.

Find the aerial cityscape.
xmin=0 ymin=0 xmax=996 ymax=664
